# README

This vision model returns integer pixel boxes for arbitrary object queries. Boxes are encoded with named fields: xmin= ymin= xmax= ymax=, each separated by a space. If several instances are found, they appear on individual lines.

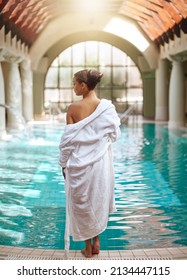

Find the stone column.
xmin=33 ymin=71 xmax=45 ymax=118
xmin=155 ymin=59 xmax=169 ymax=121
xmin=20 ymin=59 xmax=33 ymax=121
xmin=6 ymin=60 xmax=23 ymax=129
xmin=0 ymin=61 xmax=6 ymax=137
xmin=169 ymin=60 xmax=185 ymax=128
xmin=142 ymin=71 xmax=155 ymax=119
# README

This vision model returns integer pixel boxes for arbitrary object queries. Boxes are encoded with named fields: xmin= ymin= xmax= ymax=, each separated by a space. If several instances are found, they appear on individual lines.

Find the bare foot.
xmin=81 ymin=248 xmax=92 ymax=258
xmin=92 ymin=236 xmax=100 ymax=255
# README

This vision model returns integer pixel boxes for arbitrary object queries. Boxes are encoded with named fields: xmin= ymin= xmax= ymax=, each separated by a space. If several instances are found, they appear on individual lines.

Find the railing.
xmin=119 ymin=105 xmax=135 ymax=123
xmin=0 ymin=103 xmax=10 ymax=109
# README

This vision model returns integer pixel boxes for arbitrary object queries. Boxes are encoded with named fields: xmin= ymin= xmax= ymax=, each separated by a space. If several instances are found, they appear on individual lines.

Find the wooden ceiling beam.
xmin=9 ymin=0 xmax=30 ymax=21
xmin=17 ymin=0 xmax=47 ymax=44
xmin=122 ymin=0 xmax=179 ymax=40
xmin=33 ymin=18 xmax=49 ymax=34
xmin=138 ymin=21 xmax=158 ymax=40
xmin=119 ymin=10 xmax=145 ymax=23
xmin=127 ymin=0 xmax=174 ymax=26
xmin=171 ymin=0 xmax=187 ymax=18
xmin=141 ymin=16 xmax=164 ymax=37
xmin=120 ymin=6 xmax=151 ymax=21
xmin=0 ymin=0 xmax=186 ymax=47
xmin=0 ymin=0 xmax=48 ymax=46
xmin=0 ymin=0 xmax=9 ymax=11
xmin=158 ymin=1 xmax=182 ymax=23
xmin=8 ymin=0 xmax=30 ymax=38
xmin=18 ymin=5 xmax=47 ymax=29
xmin=0 ymin=0 xmax=17 ymax=30
xmin=27 ymin=11 xmax=49 ymax=31
xmin=124 ymin=0 xmax=153 ymax=16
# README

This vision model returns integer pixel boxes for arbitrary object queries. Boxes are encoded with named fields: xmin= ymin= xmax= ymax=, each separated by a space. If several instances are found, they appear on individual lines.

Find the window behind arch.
xmin=44 ymin=41 xmax=142 ymax=113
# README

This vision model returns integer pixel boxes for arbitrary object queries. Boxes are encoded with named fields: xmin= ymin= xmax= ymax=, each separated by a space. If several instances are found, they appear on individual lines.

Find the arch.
xmin=45 ymin=31 xmax=142 ymax=71
xmin=29 ymin=14 xmax=159 ymax=71
xmin=44 ymin=41 xmax=143 ymax=110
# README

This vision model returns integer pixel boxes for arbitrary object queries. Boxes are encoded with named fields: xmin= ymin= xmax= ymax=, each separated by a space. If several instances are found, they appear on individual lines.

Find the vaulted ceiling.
xmin=0 ymin=0 xmax=187 ymax=48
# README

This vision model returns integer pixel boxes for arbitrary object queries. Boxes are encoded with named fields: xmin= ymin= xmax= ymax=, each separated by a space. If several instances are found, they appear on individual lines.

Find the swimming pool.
xmin=0 ymin=122 xmax=187 ymax=250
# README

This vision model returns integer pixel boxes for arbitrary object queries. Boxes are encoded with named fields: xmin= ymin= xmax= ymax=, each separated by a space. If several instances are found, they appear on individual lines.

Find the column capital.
xmin=0 ymin=49 xmax=23 ymax=64
xmin=3 ymin=54 xmax=23 ymax=64
xmin=0 ymin=48 xmax=6 ymax=61
xmin=168 ymin=53 xmax=187 ymax=63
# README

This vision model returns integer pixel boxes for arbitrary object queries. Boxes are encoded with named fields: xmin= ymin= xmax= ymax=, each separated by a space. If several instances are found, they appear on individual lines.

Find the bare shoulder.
xmin=66 ymin=101 xmax=84 ymax=124
xmin=67 ymin=100 xmax=83 ymax=112
xmin=67 ymin=98 xmax=100 ymax=123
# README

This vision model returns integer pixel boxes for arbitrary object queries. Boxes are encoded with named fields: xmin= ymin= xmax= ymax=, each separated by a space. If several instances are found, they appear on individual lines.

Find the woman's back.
xmin=66 ymin=69 xmax=103 ymax=125
xmin=67 ymin=97 xmax=100 ymax=124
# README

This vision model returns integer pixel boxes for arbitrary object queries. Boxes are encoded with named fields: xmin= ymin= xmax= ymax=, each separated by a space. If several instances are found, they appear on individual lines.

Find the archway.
xmin=44 ymin=41 xmax=143 ymax=115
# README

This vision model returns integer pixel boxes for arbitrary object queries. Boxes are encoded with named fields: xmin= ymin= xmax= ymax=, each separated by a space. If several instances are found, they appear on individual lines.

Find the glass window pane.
xmin=127 ymin=88 xmax=143 ymax=102
xmin=60 ymin=89 xmax=72 ymax=102
xmin=99 ymin=43 xmax=111 ymax=66
xmin=112 ymin=67 xmax=126 ymax=87
xmin=112 ymin=47 xmax=126 ymax=65
xmin=127 ymin=67 xmax=142 ymax=87
xmin=99 ymin=67 xmax=111 ymax=87
xmin=99 ymin=89 xmax=112 ymax=100
xmin=59 ymin=48 xmax=71 ymax=66
xmin=85 ymin=41 xmax=98 ymax=66
xmin=60 ymin=68 xmax=72 ymax=87
xmin=72 ymin=42 xmax=85 ymax=65
xmin=44 ymin=89 xmax=51 ymax=103
xmin=45 ymin=41 xmax=143 ymax=109
xmin=112 ymin=89 xmax=127 ymax=101
xmin=72 ymin=67 xmax=84 ymax=77
xmin=45 ymin=68 xmax=58 ymax=87
xmin=126 ymin=56 xmax=135 ymax=66
xmin=51 ymin=57 xmax=58 ymax=67
xmin=45 ymin=89 xmax=59 ymax=102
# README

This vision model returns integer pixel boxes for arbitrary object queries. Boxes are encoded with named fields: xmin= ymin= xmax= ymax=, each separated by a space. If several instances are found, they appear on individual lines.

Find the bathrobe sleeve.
xmin=58 ymin=127 xmax=75 ymax=167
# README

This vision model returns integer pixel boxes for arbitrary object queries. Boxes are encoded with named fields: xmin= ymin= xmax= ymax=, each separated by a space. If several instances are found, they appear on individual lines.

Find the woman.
xmin=59 ymin=69 xmax=120 ymax=258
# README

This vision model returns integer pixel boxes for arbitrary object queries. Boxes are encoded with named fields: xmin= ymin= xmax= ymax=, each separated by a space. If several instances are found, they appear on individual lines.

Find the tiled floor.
xmin=1 ymin=245 xmax=187 ymax=260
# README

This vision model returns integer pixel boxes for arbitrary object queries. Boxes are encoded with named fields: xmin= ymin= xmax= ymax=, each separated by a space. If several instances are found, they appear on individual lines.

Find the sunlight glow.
xmin=104 ymin=17 xmax=149 ymax=52
xmin=79 ymin=0 xmax=105 ymax=13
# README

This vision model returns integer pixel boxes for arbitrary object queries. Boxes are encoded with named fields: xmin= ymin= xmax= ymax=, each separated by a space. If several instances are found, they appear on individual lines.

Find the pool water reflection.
xmin=0 ymin=122 xmax=187 ymax=250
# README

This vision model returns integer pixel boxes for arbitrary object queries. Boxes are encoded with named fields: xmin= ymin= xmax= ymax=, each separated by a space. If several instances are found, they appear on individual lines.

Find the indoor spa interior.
xmin=0 ymin=0 xmax=187 ymax=261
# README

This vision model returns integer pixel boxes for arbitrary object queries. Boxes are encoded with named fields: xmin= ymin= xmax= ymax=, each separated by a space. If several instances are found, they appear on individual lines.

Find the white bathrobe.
xmin=59 ymin=99 xmax=120 ymax=251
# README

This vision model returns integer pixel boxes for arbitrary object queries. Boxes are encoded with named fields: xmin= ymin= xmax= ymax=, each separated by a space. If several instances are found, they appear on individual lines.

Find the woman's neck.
xmin=83 ymin=90 xmax=96 ymax=99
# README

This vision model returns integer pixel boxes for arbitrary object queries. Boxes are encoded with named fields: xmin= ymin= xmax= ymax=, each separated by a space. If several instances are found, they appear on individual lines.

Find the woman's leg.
xmin=92 ymin=235 xmax=100 ymax=254
xmin=81 ymin=239 xmax=92 ymax=258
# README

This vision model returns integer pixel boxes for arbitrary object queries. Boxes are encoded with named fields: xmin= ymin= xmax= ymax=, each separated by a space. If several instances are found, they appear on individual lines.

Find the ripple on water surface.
xmin=0 ymin=123 xmax=187 ymax=250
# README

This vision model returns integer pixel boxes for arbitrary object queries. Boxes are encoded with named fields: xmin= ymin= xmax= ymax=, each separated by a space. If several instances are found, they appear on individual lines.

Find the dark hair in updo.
xmin=74 ymin=69 xmax=103 ymax=90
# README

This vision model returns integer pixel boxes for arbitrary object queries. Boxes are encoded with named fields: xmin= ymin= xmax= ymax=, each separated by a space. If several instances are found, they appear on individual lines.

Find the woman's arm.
xmin=66 ymin=105 xmax=74 ymax=124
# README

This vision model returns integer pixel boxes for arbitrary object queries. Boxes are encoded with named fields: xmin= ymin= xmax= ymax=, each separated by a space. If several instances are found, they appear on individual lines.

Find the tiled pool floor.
xmin=1 ymin=245 xmax=187 ymax=260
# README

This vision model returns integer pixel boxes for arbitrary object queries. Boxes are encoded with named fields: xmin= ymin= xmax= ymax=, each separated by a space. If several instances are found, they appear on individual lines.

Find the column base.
xmin=155 ymin=106 xmax=168 ymax=121
xmin=168 ymin=120 xmax=185 ymax=129
xmin=7 ymin=122 xmax=25 ymax=130
xmin=0 ymin=130 xmax=12 ymax=141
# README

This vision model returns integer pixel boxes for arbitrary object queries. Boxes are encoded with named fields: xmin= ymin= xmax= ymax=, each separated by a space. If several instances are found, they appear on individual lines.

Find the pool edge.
xmin=1 ymin=245 xmax=187 ymax=260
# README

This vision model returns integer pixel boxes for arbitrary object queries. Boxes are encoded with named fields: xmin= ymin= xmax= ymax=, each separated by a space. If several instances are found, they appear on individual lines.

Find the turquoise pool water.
xmin=0 ymin=122 xmax=187 ymax=250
